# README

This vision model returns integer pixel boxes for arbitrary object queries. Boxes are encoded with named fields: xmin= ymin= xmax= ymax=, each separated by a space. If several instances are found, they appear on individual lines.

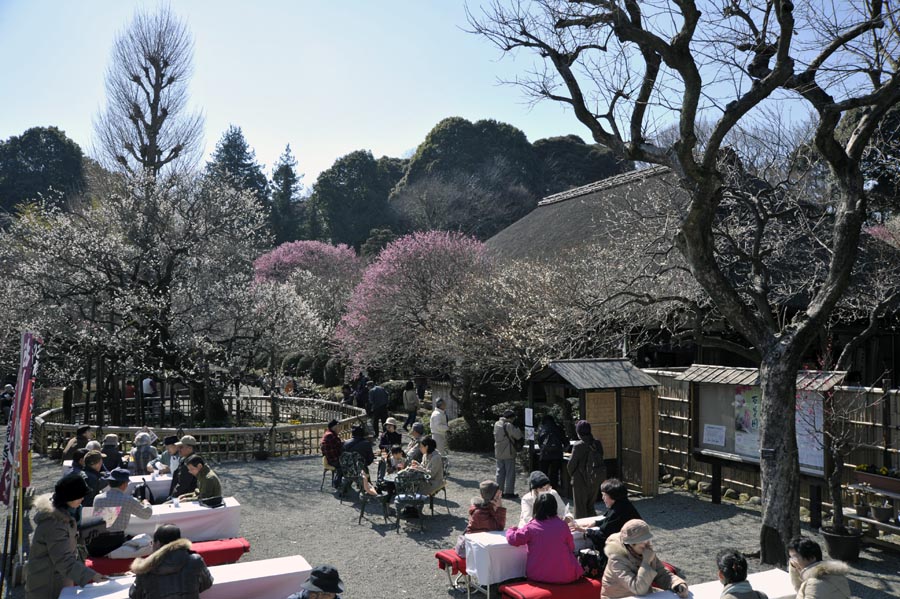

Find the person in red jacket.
xmin=320 ymin=419 xmax=343 ymax=489
xmin=454 ymin=481 xmax=507 ymax=556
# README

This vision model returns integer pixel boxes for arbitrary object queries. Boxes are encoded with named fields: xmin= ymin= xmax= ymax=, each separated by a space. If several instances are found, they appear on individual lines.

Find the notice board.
xmin=696 ymin=382 xmax=824 ymax=474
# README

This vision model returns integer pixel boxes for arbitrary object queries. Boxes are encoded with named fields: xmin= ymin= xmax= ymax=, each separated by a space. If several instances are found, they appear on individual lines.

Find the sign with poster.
xmin=695 ymin=379 xmax=826 ymax=475
xmin=733 ymin=385 xmax=762 ymax=458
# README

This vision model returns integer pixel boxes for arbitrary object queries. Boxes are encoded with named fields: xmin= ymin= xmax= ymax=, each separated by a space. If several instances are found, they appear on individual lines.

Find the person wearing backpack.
xmin=536 ymin=414 xmax=568 ymax=490
xmin=493 ymin=410 xmax=523 ymax=499
xmin=567 ymin=420 xmax=606 ymax=518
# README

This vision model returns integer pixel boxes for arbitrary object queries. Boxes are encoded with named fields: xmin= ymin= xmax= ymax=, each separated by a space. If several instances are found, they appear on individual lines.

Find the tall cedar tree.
xmin=269 ymin=145 xmax=303 ymax=245
xmin=206 ymin=126 xmax=269 ymax=212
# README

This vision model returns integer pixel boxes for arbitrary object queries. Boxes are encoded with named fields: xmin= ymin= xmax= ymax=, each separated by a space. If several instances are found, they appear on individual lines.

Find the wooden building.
xmin=528 ymin=358 xmax=660 ymax=496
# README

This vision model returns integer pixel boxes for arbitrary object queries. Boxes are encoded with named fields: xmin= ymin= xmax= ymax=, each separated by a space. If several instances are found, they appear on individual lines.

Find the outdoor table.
xmin=83 ymin=497 xmax=241 ymax=542
xmin=126 ymin=474 xmax=172 ymax=500
xmin=58 ymin=554 xmax=313 ymax=599
xmin=62 ymin=460 xmax=73 ymax=475
xmin=572 ymin=515 xmax=604 ymax=551
xmin=617 ymin=568 xmax=794 ymax=599
xmin=465 ymin=517 xmax=602 ymax=587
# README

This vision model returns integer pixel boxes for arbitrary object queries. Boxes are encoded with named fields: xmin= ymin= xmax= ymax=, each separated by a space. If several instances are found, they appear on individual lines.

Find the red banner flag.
xmin=0 ymin=332 xmax=43 ymax=505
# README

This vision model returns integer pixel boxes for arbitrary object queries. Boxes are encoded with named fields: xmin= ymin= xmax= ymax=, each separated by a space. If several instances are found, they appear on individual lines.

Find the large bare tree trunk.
xmin=758 ymin=354 xmax=802 ymax=565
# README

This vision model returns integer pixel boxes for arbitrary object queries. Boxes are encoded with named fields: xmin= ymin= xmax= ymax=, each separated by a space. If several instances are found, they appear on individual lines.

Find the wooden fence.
xmin=34 ymin=396 xmax=367 ymax=462
xmin=650 ymin=369 xmax=900 ymax=505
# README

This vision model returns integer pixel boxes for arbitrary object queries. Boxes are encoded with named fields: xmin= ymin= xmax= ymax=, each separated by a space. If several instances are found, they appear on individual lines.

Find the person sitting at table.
xmin=88 ymin=468 xmax=153 ymax=557
xmin=788 ymin=537 xmax=850 ymax=599
xmin=320 ymin=419 xmax=343 ymax=487
xmin=519 ymin=470 xmax=571 ymax=527
xmin=83 ymin=449 xmax=108 ymax=507
xmin=343 ymin=425 xmax=375 ymax=467
xmin=130 ymin=431 xmax=159 ymax=474
xmin=177 ymin=455 xmax=222 ymax=502
xmin=129 ymin=524 xmax=214 ymax=599
xmin=62 ymin=425 xmax=94 ymax=461
xmin=287 ymin=564 xmax=344 ymax=599
xmin=716 ymin=548 xmax=768 ymax=599
xmin=148 ymin=435 xmax=180 ymax=474
xmin=409 ymin=436 xmax=444 ymax=496
xmin=25 ymin=474 xmax=106 ymax=599
xmin=601 ymin=519 xmax=688 ymax=599
xmin=405 ymin=422 xmax=425 ymax=462
xmin=169 ymin=435 xmax=200 ymax=499
xmin=505 ymin=493 xmax=582 ymax=584
xmin=454 ymin=480 xmax=506 ymax=557
xmin=387 ymin=445 xmax=407 ymax=474
xmin=85 ymin=439 xmax=103 ymax=453
xmin=101 ymin=434 xmax=125 ymax=472
xmin=378 ymin=417 xmax=403 ymax=449
xmin=572 ymin=478 xmax=641 ymax=551
xmin=69 ymin=447 xmax=89 ymax=476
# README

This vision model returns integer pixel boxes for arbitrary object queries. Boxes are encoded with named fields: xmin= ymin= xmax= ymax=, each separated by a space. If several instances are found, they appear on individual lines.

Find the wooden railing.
xmin=34 ymin=396 xmax=367 ymax=462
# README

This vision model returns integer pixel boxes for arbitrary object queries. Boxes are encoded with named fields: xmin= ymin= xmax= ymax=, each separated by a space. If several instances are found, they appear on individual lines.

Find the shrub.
xmin=323 ymin=358 xmax=344 ymax=387
xmin=448 ymin=417 xmax=494 ymax=451
xmin=296 ymin=354 xmax=315 ymax=374
xmin=310 ymin=353 xmax=329 ymax=384
xmin=381 ymin=380 xmax=407 ymax=409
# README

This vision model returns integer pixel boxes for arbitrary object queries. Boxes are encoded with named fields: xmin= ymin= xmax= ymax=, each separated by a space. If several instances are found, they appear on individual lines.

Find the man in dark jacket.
xmin=572 ymin=478 xmax=641 ymax=550
xmin=367 ymin=381 xmax=389 ymax=434
xmin=82 ymin=450 xmax=108 ymax=507
xmin=342 ymin=425 xmax=374 ymax=467
xmin=168 ymin=435 xmax=200 ymax=499
xmin=536 ymin=414 xmax=568 ymax=490
xmin=62 ymin=425 xmax=94 ymax=461
xmin=129 ymin=524 xmax=213 ymax=599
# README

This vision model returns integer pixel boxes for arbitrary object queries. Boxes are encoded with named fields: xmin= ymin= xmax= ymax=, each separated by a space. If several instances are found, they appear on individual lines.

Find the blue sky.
xmin=0 ymin=0 xmax=589 ymax=184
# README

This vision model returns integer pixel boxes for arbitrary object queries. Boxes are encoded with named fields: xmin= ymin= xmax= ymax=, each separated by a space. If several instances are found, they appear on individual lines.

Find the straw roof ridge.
xmin=537 ymin=165 xmax=671 ymax=207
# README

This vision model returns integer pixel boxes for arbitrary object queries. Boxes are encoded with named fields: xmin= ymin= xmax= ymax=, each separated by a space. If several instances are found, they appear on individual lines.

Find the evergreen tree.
xmin=269 ymin=145 xmax=304 ymax=244
xmin=206 ymin=126 xmax=269 ymax=208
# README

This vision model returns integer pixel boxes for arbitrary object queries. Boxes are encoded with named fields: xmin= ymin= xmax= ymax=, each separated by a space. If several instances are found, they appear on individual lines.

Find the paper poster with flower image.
xmin=734 ymin=385 xmax=761 ymax=457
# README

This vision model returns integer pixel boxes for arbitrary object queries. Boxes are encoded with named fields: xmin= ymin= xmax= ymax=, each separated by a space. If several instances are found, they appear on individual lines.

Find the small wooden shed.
xmin=528 ymin=358 xmax=660 ymax=496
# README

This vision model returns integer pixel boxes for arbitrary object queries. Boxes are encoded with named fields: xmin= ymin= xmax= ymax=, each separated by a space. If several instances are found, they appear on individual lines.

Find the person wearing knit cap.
xmin=82 ymin=450 xmax=109 ymax=507
xmin=566 ymin=420 xmax=607 ymax=518
xmin=101 ymin=433 xmax=124 ymax=472
xmin=519 ymin=470 xmax=571 ymax=527
xmin=454 ymin=480 xmax=507 ymax=557
xmin=130 ymin=431 xmax=159 ymax=475
xmin=25 ymin=474 xmax=106 ymax=598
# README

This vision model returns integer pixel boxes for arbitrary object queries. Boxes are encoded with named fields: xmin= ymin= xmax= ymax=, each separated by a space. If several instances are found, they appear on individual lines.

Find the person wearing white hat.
xmin=378 ymin=417 xmax=402 ymax=449
xmin=130 ymin=431 xmax=159 ymax=474
xmin=429 ymin=398 xmax=449 ymax=454
xmin=168 ymin=435 xmax=200 ymax=499
xmin=600 ymin=519 xmax=688 ymax=599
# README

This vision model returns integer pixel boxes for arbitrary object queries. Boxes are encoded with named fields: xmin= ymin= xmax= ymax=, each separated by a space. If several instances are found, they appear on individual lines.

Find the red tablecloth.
xmin=86 ymin=537 xmax=250 ymax=575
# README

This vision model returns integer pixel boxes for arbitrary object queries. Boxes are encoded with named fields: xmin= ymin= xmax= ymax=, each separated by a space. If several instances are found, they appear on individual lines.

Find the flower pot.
xmin=854 ymin=504 xmax=871 ymax=518
xmin=853 ymin=471 xmax=900 ymax=494
xmin=871 ymin=505 xmax=894 ymax=523
xmin=820 ymin=526 xmax=863 ymax=562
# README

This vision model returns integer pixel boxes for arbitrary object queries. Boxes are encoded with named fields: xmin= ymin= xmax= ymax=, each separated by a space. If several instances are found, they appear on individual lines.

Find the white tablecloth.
xmin=126 ymin=474 xmax=172 ymax=500
xmin=464 ymin=517 xmax=602 ymax=585
xmin=618 ymin=569 xmax=794 ymax=599
xmin=83 ymin=497 xmax=240 ymax=542
xmin=465 ymin=531 xmax=527 ymax=586
xmin=58 ymin=555 xmax=312 ymax=599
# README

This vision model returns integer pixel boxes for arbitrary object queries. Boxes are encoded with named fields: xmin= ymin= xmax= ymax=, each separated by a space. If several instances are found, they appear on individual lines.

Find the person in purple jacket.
xmin=505 ymin=492 xmax=583 ymax=584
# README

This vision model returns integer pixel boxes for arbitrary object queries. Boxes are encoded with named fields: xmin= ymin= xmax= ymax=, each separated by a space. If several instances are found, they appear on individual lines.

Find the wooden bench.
xmin=86 ymin=537 xmax=251 ymax=575
xmin=499 ymin=577 xmax=602 ymax=599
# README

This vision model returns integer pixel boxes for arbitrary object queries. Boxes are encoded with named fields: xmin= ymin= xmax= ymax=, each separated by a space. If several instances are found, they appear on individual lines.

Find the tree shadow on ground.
xmin=634 ymin=489 xmax=759 ymax=531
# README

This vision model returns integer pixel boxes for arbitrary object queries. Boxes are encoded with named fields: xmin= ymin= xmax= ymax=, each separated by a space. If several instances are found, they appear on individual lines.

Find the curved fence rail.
xmin=34 ymin=396 xmax=367 ymax=462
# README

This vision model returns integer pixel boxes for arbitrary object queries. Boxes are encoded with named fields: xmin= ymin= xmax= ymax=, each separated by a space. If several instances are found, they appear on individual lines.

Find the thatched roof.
xmin=486 ymin=166 xmax=682 ymax=261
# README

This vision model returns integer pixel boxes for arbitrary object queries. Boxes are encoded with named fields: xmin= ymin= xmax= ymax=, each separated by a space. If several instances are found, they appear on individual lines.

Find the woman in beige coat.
xmin=788 ymin=538 xmax=851 ymax=599
xmin=600 ymin=520 xmax=688 ymax=599
xmin=25 ymin=474 xmax=104 ymax=599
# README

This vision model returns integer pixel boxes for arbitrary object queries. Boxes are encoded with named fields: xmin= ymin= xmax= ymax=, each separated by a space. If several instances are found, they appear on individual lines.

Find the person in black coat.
xmin=129 ymin=524 xmax=213 ymax=599
xmin=536 ymin=414 xmax=568 ymax=490
xmin=343 ymin=425 xmax=374 ymax=466
xmin=571 ymin=478 xmax=641 ymax=550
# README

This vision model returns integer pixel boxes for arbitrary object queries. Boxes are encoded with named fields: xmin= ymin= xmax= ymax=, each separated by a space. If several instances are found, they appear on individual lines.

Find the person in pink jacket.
xmin=505 ymin=493 xmax=583 ymax=584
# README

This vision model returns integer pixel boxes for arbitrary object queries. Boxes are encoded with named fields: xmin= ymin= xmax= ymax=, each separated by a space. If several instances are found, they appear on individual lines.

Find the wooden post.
xmin=711 ymin=462 xmax=722 ymax=504
xmin=883 ymin=376 xmax=892 ymax=467
xmin=63 ymin=386 xmax=73 ymax=422
xmin=528 ymin=381 xmax=537 ymax=472
xmin=809 ymin=483 xmax=822 ymax=529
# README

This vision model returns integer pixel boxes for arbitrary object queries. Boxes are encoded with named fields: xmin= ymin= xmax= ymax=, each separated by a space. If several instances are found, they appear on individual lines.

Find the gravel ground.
xmin=7 ymin=446 xmax=900 ymax=598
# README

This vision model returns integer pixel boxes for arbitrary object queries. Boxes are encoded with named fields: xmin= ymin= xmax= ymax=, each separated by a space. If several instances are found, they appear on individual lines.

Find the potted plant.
xmin=852 ymin=489 xmax=870 ymax=517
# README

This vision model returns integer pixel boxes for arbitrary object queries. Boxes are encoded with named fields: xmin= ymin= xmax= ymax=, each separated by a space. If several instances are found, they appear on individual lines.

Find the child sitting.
xmin=454 ymin=481 xmax=507 ymax=556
